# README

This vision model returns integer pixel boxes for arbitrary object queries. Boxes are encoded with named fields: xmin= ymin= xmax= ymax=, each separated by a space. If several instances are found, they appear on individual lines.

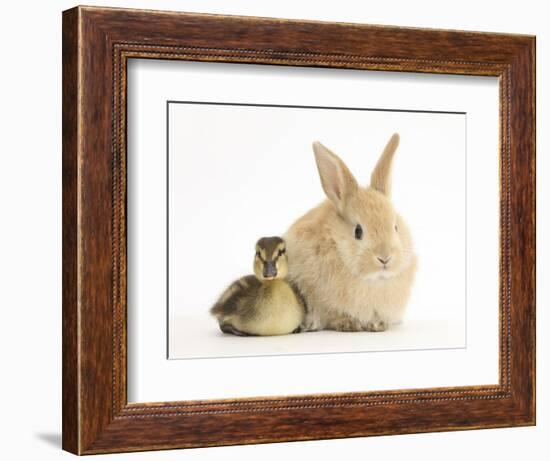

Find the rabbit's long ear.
xmin=313 ymin=141 xmax=358 ymax=213
xmin=370 ymin=133 xmax=400 ymax=196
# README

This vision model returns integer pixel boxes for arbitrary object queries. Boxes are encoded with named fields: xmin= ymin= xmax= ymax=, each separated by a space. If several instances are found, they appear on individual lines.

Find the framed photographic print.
xmin=62 ymin=5 xmax=535 ymax=455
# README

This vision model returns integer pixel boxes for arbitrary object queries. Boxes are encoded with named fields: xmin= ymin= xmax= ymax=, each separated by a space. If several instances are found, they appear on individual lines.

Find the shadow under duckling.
xmin=210 ymin=236 xmax=306 ymax=336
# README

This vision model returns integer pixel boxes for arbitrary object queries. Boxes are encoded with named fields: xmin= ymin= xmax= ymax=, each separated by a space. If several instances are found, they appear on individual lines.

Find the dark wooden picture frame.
xmin=62 ymin=5 xmax=535 ymax=455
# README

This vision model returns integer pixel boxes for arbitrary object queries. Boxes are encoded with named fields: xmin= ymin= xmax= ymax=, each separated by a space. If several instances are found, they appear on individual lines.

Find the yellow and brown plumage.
xmin=210 ymin=237 xmax=306 ymax=336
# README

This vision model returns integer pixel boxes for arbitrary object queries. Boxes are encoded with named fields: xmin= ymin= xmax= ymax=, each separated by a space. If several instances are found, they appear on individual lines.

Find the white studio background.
xmin=0 ymin=1 xmax=547 ymax=461
xmin=128 ymin=60 xmax=498 ymax=401
xmin=168 ymin=102 xmax=467 ymax=359
xmin=168 ymin=100 xmax=470 ymax=359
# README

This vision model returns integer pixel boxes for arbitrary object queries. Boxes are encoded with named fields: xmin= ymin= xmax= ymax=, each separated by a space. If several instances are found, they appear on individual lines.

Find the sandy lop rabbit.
xmin=284 ymin=134 xmax=417 ymax=332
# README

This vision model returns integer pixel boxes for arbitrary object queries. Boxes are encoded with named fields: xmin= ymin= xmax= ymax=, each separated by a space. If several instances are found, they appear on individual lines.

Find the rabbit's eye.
xmin=354 ymin=224 xmax=363 ymax=240
xmin=394 ymin=224 xmax=398 ymax=232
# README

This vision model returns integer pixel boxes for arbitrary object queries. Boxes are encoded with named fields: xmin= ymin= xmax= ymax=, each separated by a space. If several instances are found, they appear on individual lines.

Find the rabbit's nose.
xmin=377 ymin=256 xmax=392 ymax=265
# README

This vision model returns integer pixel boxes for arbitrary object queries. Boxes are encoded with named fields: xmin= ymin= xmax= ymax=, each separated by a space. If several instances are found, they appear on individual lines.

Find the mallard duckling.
xmin=210 ymin=237 xmax=306 ymax=336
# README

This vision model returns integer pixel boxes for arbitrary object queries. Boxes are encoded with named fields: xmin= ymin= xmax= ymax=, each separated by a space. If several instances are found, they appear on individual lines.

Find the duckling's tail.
xmin=210 ymin=303 xmax=224 ymax=318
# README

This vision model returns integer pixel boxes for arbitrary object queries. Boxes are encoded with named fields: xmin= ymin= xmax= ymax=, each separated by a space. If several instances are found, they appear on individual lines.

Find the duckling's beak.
xmin=263 ymin=261 xmax=277 ymax=279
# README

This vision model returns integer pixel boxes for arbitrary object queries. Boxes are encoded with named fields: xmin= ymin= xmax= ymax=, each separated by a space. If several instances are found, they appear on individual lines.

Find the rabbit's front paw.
xmin=364 ymin=311 xmax=389 ymax=332
xmin=300 ymin=315 xmax=323 ymax=332
xmin=365 ymin=319 xmax=388 ymax=332
xmin=330 ymin=315 xmax=363 ymax=332
xmin=365 ymin=315 xmax=388 ymax=332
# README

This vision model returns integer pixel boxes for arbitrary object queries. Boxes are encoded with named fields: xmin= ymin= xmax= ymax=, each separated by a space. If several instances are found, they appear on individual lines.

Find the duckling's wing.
xmin=210 ymin=275 xmax=261 ymax=318
xmin=239 ymin=275 xmax=262 ymax=291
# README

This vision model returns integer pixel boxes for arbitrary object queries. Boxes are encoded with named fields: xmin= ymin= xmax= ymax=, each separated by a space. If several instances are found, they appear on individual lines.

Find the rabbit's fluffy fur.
xmin=284 ymin=134 xmax=417 ymax=332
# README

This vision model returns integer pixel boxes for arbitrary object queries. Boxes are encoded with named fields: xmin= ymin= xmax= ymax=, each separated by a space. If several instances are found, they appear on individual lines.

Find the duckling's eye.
xmin=354 ymin=224 xmax=363 ymax=240
xmin=278 ymin=248 xmax=286 ymax=257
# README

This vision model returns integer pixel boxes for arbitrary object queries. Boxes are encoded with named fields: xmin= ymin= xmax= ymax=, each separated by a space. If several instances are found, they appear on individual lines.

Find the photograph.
xmin=166 ymin=100 xmax=467 ymax=359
